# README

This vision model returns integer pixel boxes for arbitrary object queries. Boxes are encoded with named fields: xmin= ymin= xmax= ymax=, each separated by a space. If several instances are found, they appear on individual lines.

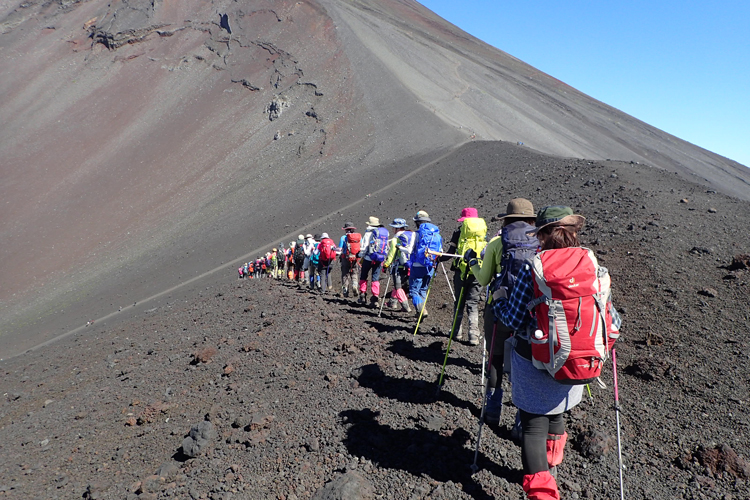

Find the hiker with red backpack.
xmin=357 ymin=216 xmax=389 ymax=307
xmin=406 ymin=211 xmax=442 ymax=318
xmin=338 ymin=222 xmax=361 ymax=298
xmin=383 ymin=218 xmax=413 ymax=312
xmin=439 ymin=207 xmax=488 ymax=345
xmin=465 ymin=198 xmax=538 ymax=425
xmin=317 ymin=232 xmax=337 ymax=294
xmin=493 ymin=206 xmax=621 ymax=500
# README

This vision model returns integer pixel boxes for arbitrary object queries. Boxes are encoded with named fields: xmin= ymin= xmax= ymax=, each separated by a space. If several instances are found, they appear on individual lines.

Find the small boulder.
xmin=181 ymin=421 xmax=216 ymax=458
xmin=310 ymin=471 xmax=375 ymax=500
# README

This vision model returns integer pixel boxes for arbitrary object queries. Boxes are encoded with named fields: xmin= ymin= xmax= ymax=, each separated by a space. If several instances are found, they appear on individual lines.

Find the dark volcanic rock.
xmin=181 ymin=421 xmax=216 ymax=458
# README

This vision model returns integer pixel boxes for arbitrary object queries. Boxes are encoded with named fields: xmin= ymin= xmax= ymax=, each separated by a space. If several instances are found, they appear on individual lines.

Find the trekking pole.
xmin=437 ymin=266 xmax=470 ymax=393
xmin=426 ymin=249 xmax=462 ymax=259
xmin=471 ymin=323 xmax=497 ymax=473
xmin=612 ymin=348 xmax=625 ymax=500
xmin=440 ymin=262 xmax=456 ymax=302
xmin=412 ymin=268 xmax=436 ymax=338
xmin=378 ymin=269 xmax=392 ymax=317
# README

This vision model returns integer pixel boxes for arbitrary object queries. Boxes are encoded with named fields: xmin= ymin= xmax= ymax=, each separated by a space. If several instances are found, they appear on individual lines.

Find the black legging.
xmin=521 ymin=411 xmax=565 ymax=474
xmin=484 ymin=312 xmax=513 ymax=388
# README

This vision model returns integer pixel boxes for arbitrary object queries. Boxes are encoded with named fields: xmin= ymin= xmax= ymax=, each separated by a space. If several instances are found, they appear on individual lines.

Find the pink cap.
xmin=457 ymin=207 xmax=478 ymax=222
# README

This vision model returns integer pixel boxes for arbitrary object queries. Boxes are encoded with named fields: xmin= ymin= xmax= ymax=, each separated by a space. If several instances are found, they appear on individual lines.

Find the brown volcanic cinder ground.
xmin=0 ymin=142 xmax=749 ymax=499
xmin=1 ymin=0 xmax=749 ymax=356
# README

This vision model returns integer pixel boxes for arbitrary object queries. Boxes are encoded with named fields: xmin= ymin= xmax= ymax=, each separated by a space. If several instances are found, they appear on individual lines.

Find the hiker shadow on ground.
xmin=354 ymin=363 xmax=478 ymax=415
xmin=364 ymin=319 xmax=411 ymax=335
xmin=340 ymin=409 xmax=520 ymax=499
xmin=387 ymin=338 xmax=480 ymax=374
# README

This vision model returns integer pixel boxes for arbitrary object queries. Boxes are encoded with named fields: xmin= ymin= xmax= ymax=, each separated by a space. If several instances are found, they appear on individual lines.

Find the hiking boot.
xmin=387 ymin=298 xmax=399 ymax=310
xmin=455 ymin=325 xmax=464 ymax=341
xmin=342 ymin=287 xmax=349 ymax=297
xmin=468 ymin=332 xmax=480 ymax=346
xmin=357 ymin=295 xmax=366 ymax=305
xmin=484 ymin=390 xmax=503 ymax=424
xmin=401 ymin=301 xmax=412 ymax=313
xmin=369 ymin=296 xmax=379 ymax=309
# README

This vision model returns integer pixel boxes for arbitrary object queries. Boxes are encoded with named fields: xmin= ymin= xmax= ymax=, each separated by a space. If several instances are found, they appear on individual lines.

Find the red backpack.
xmin=318 ymin=237 xmax=336 ymax=263
xmin=345 ymin=233 xmax=362 ymax=261
xmin=527 ymin=247 xmax=620 ymax=384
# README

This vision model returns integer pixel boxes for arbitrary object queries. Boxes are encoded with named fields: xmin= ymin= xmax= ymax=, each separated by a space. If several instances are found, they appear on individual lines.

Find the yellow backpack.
xmin=456 ymin=217 xmax=487 ymax=274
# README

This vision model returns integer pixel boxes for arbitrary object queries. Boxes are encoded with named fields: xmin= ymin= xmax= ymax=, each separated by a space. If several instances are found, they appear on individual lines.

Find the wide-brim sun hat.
xmin=413 ymin=210 xmax=431 ymax=223
xmin=321 ymin=232 xmax=329 ymax=239
xmin=305 ymin=234 xmax=313 ymax=239
xmin=532 ymin=205 xmax=585 ymax=233
xmin=499 ymin=198 xmax=535 ymax=219
xmin=298 ymin=234 xmax=305 ymax=240
xmin=457 ymin=207 xmax=478 ymax=222
xmin=389 ymin=218 xmax=407 ymax=228
xmin=367 ymin=216 xmax=382 ymax=227
xmin=342 ymin=221 xmax=356 ymax=230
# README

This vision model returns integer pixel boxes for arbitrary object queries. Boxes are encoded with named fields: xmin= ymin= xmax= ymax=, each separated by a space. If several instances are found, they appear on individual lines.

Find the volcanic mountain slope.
xmin=0 ymin=142 xmax=749 ymax=499
xmin=1 ymin=0 xmax=748 ymax=355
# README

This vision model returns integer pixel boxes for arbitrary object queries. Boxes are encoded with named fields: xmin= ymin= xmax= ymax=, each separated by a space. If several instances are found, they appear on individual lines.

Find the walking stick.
xmin=437 ymin=265 xmax=470 ymax=393
xmin=612 ymin=348 xmax=625 ymax=500
xmin=440 ymin=262 xmax=456 ymax=302
xmin=378 ymin=268 xmax=392 ymax=317
xmin=471 ymin=322 xmax=497 ymax=473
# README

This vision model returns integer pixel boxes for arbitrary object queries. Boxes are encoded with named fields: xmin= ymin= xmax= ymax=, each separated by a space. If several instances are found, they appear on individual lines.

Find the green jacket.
xmin=469 ymin=235 xmax=502 ymax=287
xmin=383 ymin=236 xmax=400 ymax=268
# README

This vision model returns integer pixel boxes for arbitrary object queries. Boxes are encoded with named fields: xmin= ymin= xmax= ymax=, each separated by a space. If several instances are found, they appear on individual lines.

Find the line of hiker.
xmin=238 ymin=247 xmax=286 ymax=280
xmin=237 ymin=202 xmax=622 ymax=500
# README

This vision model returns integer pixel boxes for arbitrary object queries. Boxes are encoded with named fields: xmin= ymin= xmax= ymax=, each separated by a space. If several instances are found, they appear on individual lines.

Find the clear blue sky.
xmin=419 ymin=0 xmax=750 ymax=168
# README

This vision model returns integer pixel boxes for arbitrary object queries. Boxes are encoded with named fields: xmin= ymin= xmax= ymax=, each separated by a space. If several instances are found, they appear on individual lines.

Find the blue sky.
xmin=419 ymin=0 xmax=750 ymax=168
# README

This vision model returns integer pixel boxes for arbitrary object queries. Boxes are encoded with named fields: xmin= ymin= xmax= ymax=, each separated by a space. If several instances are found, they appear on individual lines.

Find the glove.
xmin=463 ymin=248 xmax=477 ymax=263
xmin=492 ymin=287 xmax=508 ymax=300
xmin=357 ymin=251 xmax=364 ymax=258
xmin=468 ymin=258 xmax=479 ymax=269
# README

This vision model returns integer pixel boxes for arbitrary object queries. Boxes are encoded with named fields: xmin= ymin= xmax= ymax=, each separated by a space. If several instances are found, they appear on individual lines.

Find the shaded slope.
xmin=0 ymin=0 xmax=747 ymax=354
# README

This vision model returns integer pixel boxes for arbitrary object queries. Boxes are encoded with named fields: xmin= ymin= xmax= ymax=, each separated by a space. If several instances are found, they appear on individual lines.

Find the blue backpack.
xmin=411 ymin=223 xmax=442 ymax=268
xmin=368 ymin=227 xmax=389 ymax=262
xmin=497 ymin=221 xmax=538 ymax=290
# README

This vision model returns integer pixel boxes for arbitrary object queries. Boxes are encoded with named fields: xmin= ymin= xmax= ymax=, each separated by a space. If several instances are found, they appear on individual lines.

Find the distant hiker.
xmin=293 ymin=235 xmax=306 ymax=282
xmin=248 ymin=260 xmax=255 ymax=278
xmin=276 ymin=245 xmax=285 ymax=279
xmin=238 ymin=264 xmax=245 ymax=279
xmin=466 ymin=198 xmax=537 ymax=424
xmin=338 ymin=222 xmax=361 ymax=298
xmin=440 ymin=207 xmax=487 ymax=345
xmin=302 ymin=234 xmax=316 ymax=288
xmin=287 ymin=242 xmax=296 ymax=279
xmin=493 ymin=206 xmax=621 ymax=500
xmin=383 ymin=218 xmax=413 ymax=312
xmin=308 ymin=234 xmax=321 ymax=290
xmin=270 ymin=249 xmax=279 ymax=279
xmin=254 ymin=257 xmax=262 ymax=278
xmin=358 ymin=216 xmax=388 ymax=307
xmin=317 ymin=232 xmax=337 ymax=294
xmin=407 ymin=210 xmax=442 ymax=317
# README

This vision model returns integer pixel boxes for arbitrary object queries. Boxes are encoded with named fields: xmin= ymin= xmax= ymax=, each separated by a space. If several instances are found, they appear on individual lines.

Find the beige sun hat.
xmin=366 ymin=216 xmax=382 ymax=227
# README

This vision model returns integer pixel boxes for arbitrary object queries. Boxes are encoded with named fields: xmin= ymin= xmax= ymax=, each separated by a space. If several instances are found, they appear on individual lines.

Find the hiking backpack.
xmin=344 ymin=233 xmax=362 ymax=262
xmin=526 ymin=247 xmax=621 ymax=384
xmin=310 ymin=243 xmax=320 ymax=266
xmin=455 ymin=218 xmax=487 ymax=274
xmin=318 ymin=237 xmax=336 ymax=263
xmin=396 ymin=230 xmax=415 ymax=266
xmin=276 ymin=248 xmax=284 ymax=264
xmin=497 ymin=221 xmax=539 ymax=290
xmin=293 ymin=245 xmax=305 ymax=266
xmin=367 ymin=227 xmax=389 ymax=263
xmin=411 ymin=223 xmax=442 ymax=268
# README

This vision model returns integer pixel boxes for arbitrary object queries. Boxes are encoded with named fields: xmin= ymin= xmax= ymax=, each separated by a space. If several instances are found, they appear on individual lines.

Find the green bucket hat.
xmin=533 ymin=205 xmax=585 ymax=233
